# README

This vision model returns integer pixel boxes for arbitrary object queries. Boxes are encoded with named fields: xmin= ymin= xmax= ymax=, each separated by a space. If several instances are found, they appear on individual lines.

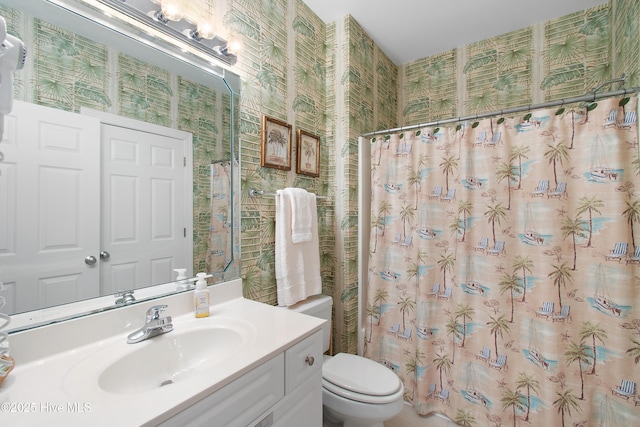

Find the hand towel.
xmin=284 ymin=187 xmax=314 ymax=243
xmin=275 ymin=188 xmax=322 ymax=306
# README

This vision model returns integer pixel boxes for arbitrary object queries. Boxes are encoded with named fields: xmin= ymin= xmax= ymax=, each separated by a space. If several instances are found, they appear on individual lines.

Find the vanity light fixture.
xmin=96 ymin=0 xmax=238 ymax=66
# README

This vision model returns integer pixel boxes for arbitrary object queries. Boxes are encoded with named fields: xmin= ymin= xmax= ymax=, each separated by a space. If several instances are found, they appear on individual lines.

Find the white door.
xmin=0 ymin=101 xmax=101 ymax=313
xmin=100 ymin=122 xmax=192 ymax=294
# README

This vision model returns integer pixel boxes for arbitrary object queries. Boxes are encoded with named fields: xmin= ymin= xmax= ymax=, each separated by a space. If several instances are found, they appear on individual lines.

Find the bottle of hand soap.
xmin=174 ymin=268 xmax=190 ymax=291
xmin=194 ymin=272 xmax=210 ymax=318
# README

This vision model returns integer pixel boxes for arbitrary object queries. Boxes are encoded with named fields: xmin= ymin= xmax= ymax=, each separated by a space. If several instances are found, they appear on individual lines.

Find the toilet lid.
xmin=322 ymin=353 xmax=402 ymax=398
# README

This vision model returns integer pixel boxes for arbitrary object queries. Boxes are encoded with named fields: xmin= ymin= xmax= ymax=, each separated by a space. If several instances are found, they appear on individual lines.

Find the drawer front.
xmin=159 ymin=353 xmax=285 ymax=427
xmin=284 ymin=330 xmax=323 ymax=394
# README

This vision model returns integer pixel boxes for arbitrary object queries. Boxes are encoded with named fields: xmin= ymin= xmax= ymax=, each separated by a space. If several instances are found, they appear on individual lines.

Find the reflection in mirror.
xmin=0 ymin=0 xmax=240 ymax=330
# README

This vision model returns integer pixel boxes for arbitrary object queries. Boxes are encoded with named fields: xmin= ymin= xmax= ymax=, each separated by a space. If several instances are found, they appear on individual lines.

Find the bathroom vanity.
xmin=0 ymin=279 xmax=325 ymax=426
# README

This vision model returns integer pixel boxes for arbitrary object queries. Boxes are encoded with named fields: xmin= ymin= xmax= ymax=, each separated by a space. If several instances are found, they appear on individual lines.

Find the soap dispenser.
xmin=194 ymin=272 xmax=210 ymax=318
xmin=174 ymin=268 xmax=190 ymax=291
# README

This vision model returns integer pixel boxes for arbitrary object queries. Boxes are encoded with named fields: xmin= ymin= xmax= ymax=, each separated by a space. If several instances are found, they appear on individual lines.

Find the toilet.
xmin=285 ymin=295 xmax=404 ymax=427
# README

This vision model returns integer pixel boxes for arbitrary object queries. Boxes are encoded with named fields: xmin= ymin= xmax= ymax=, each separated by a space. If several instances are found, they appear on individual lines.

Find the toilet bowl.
xmin=321 ymin=353 xmax=404 ymax=427
xmin=283 ymin=295 xmax=404 ymax=427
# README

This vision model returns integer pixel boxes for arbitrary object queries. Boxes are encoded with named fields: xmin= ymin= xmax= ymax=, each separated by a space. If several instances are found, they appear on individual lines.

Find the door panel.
xmin=151 ymin=178 xmax=174 ymax=239
xmin=0 ymin=101 xmax=101 ymax=313
xmin=110 ymin=174 xmax=138 ymax=243
xmin=101 ymin=124 xmax=187 ymax=294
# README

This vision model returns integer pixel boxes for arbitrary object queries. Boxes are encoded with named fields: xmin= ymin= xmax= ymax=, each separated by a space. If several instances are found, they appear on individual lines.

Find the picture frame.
xmin=261 ymin=115 xmax=292 ymax=170
xmin=296 ymin=129 xmax=321 ymax=177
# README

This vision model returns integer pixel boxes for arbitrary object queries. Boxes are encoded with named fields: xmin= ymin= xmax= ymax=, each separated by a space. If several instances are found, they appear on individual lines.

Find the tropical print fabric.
xmin=366 ymin=96 xmax=640 ymax=426
xmin=207 ymin=161 xmax=233 ymax=275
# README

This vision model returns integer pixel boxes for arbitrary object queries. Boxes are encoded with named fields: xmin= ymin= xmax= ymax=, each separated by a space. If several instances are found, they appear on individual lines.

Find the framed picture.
xmin=261 ymin=115 xmax=292 ymax=170
xmin=296 ymin=129 xmax=320 ymax=177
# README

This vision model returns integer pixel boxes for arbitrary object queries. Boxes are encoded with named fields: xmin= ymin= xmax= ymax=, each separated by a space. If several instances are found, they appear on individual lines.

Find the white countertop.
xmin=0 ymin=280 xmax=325 ymax=426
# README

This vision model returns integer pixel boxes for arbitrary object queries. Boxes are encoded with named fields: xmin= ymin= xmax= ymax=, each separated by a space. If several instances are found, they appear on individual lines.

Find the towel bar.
xmin=249 ymin=188 xmax=328 ymax=199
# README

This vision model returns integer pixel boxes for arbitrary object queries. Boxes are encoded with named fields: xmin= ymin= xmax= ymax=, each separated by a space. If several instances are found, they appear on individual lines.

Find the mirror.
xmin=0 ymin=0 xmax=240 ymax=330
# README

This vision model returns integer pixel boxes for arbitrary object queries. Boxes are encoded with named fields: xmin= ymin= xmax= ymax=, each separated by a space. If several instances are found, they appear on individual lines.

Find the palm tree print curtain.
xmin=207 ymin=161 xmax=232 ymax=273
xmin=366 ymin=96 xmax=640 ymax=426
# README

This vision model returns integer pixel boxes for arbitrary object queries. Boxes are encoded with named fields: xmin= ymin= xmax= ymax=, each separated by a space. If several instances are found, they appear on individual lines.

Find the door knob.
xmin=100 ymin=251 xmax=111 ymax=260
xmin=85 ymin=255 xmax=97 ymax=265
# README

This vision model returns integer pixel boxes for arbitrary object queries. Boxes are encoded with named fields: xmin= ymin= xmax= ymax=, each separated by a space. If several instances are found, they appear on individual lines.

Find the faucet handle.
xmin=146 ymin=305 xmax=168 ymax=320
xmin=115 ymin=290 xmax=136 ymax=306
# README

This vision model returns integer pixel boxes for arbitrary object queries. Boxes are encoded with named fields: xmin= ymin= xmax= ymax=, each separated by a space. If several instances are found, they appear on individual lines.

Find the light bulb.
xmin=195 ymin=20 xmax=217 ymax=40
xmin=225 ymin=34 xmax=243 ymax=56
xmin=160 ymin=0 xmax=183 ymax=21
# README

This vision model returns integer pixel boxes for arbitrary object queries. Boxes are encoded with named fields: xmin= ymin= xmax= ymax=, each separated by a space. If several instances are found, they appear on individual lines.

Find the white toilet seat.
xmin=322 ymin=353 xmax=402 ymax=404
xmin=322 ymin=378 xmax=404 ymax=404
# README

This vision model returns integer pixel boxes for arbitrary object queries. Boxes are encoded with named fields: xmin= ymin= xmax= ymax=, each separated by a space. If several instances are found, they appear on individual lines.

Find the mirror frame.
xmin=2 ymin=0 xmax=241 ymax=332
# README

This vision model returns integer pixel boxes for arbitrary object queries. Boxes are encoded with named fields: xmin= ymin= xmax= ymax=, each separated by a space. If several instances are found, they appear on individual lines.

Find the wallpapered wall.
xmin=226 ymin=0 xmax=640 ymax=356
xmin=225 ymin=0 xmax=397 ymax=354
xmin=1 ymin=4 xmax=238 ymax=281
xmin=399 ymin=3 xmax=621 ymax=126
xmin=229 ymin=0 xmax=331 ymax=303
xmin=226 ymin=0 xmax=341 ymax=348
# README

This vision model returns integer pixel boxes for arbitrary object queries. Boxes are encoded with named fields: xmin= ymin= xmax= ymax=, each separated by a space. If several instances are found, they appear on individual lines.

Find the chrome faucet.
xmin=115 ymin=290 xmax=136 ymax=306
xmin=127 ymin=305 xmax=173 ymax=344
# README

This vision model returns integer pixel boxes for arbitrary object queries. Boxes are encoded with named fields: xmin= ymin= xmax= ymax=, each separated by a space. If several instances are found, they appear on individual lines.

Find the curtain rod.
xmin=360 ymin=86 xmax=640 ymax=138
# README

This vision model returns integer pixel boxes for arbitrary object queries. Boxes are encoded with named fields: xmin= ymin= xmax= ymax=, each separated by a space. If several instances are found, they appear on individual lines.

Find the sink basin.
xmin=62 ymin=317 xmax=255 ymax=398
xmin=99 ymin=327 xmax=242 ymax=394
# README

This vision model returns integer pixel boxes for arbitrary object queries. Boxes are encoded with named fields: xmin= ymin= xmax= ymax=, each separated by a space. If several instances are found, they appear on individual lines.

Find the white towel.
xmin=275 ymin=188 xmax=322 ymax=306
xmin=284 ymin=187 xmax=314 ymax=243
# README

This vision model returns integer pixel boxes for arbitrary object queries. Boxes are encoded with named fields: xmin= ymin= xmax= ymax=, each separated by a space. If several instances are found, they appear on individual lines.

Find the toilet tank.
xmin=283 ymin=295 xmax=332 ymax=353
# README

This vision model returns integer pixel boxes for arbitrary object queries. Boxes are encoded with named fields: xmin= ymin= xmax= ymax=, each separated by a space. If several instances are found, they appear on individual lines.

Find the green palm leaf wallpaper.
xmin=34 ymin=19 xmax=109 ymax=110
xmin=230 ymin=0 xmax=336 ymax=310
xmin=402 ymin=51 xmax=457 ymax=125
xmin=395 ymin=3 xmax=632 ymax=128
xmin=544 ymin=5 xmax=610 ymax=100
xmin=612 ymin=0 xmax=640 ymax=86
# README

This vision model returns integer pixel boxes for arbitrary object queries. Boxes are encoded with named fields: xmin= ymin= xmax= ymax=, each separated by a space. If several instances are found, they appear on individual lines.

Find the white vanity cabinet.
xmin=5 ymin=284 xmax=327 ymax=427
xmin=159 ymin=330 xmax=323 ymax=427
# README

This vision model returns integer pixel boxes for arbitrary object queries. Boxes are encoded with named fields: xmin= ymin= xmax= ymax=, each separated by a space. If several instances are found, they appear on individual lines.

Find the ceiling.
xmin=302 ymin=0 xmax=609 ymax=65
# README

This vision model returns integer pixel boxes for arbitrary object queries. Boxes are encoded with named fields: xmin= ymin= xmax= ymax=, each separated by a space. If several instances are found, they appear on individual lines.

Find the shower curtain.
xmin=366 ymin=96 xmax=640 ymax=426
xmin=206 ymin=161 xmax=232 ymax=274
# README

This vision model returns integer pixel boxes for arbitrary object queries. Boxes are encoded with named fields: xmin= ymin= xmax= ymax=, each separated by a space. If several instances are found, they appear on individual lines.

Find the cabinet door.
xmin=257 ymin=331 xmax=322 ymax=427
xmin=284 ymin=330 xmax=323 ymax=393
xmin=268 ymin=371 xmax=322 ymax=427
